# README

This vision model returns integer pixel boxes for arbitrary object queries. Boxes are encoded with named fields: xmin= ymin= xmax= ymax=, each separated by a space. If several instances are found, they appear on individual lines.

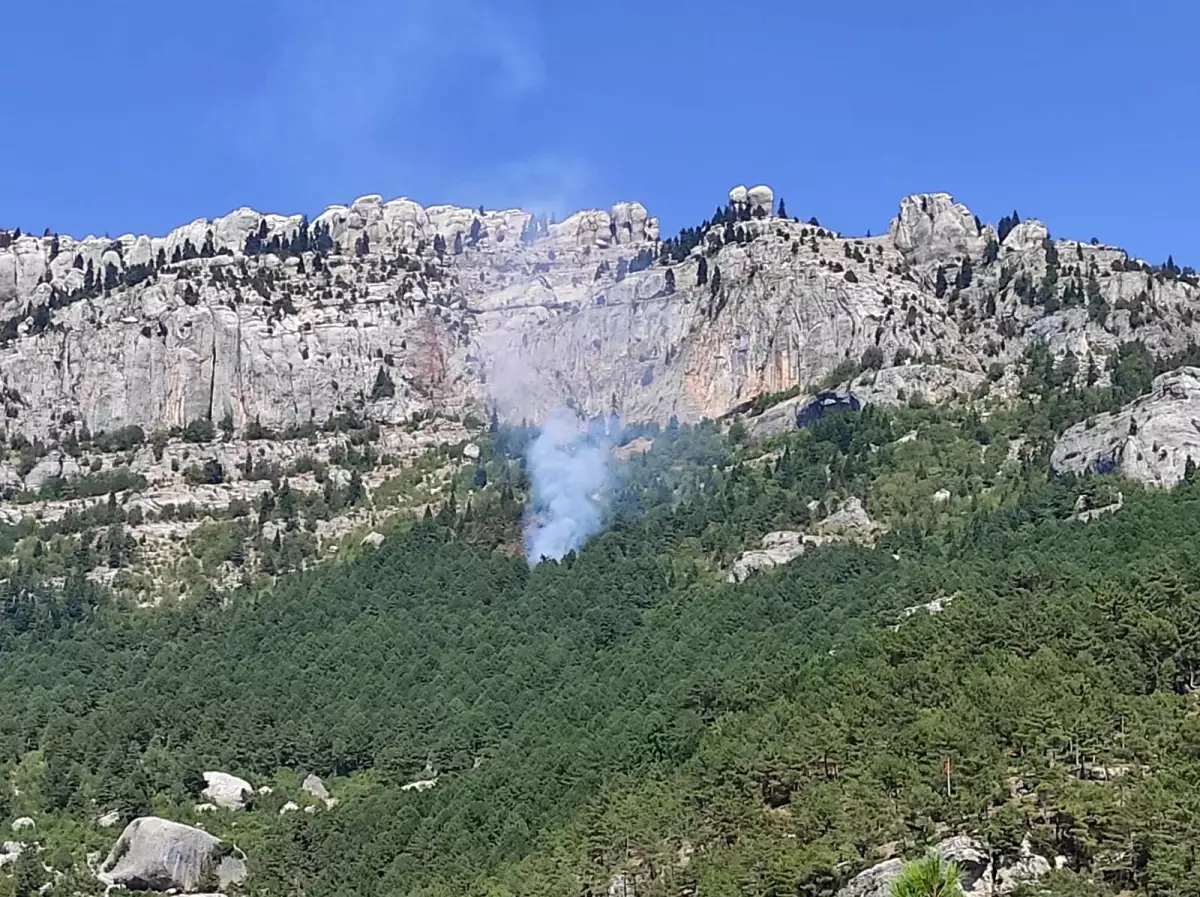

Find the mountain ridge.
xmin=2 ymin=185 xmax=1197 ymax=445
xmin=3 ymin=184 xmax=1200 ymax=599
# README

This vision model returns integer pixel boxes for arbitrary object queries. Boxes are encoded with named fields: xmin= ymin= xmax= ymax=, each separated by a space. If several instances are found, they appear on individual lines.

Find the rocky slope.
xmin=3 ymin=185 xmax=1199 ymax=596
xmin=1052 ymin=367 xmax=1200 ymax=486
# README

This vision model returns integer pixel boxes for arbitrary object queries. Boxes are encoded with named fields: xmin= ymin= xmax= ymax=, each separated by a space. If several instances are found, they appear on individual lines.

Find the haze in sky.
xmin=4 ymin=1 xmax=1198 ymax=264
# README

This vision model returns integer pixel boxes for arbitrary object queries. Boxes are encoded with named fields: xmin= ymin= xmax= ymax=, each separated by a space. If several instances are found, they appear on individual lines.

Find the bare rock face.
xmin=3 ymin=188 xmax=1200 ymax=509
xmin=1002 ymin=219 xmax=1050 ymax=253
xmin=848 ymin=364 xmax=984 ymax=408
xmin=816 ymin=496 xmax=878 ymax=537
xmin=728 ymin=531 xmax=815 ymax=583
xmin=201 ymin=771 xmax=253 ymax=810
xmin=889 ymin=193 xmax=986 ymax=264
xmin=97 ymin=817 xmax=247 ymax=893
xmin=1052 ymin=368 xmax=1200 ymax=486
xmin=728 ymin=498 xmax=880 ymax=582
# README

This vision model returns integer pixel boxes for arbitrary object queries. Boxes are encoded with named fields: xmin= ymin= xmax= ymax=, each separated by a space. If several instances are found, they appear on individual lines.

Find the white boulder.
xmin=747 ymin=185 xmax=774 ymax=217
xmin=302 ymin=774 xmax=332 ymax=806
xmin=201 ymin=771 xmax=253 ymax=810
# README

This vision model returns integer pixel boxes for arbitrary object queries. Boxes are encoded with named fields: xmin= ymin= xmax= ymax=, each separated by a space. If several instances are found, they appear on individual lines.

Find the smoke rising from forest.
xmin=523 ymin=409 xmax=615 ymax=566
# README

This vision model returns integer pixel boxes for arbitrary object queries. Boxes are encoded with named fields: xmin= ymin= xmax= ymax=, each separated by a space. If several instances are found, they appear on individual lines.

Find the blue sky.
xmin=4 ymin=1 xmax=1197 ymax=263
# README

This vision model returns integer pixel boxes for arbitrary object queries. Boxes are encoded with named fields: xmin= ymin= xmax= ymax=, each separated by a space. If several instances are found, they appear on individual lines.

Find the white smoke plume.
xmin=523 ymin=409 xmax=616 ymax=566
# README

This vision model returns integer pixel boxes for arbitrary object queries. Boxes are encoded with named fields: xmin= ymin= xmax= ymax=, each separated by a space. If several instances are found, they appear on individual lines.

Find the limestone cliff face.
xmin=2 ymin=186 xmax=1199 ymax=454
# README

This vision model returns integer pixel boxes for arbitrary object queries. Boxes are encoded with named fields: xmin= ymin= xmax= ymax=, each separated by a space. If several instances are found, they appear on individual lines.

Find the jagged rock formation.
xmin=4 ymin=189 xmax=1198 ymax=449
xmin=1052 ymin=367 xmax=1200 ymax=486
xmin=97 ymin=816 xmax=246 ymax=893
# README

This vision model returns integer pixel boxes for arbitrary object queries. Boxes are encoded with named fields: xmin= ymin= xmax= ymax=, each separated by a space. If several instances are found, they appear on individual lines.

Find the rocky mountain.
xmin=4 ymin=186 xmax=1198 ymax=443
xmin=3 ymin=184 xmax=1198 ymax=598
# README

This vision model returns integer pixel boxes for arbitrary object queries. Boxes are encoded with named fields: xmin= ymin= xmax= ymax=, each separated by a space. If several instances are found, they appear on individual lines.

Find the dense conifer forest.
xmin=4 ymin=356 xmax=1200 ymax=896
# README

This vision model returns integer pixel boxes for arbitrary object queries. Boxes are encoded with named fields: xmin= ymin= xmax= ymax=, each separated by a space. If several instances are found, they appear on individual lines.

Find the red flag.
xmin=942 ymin=757 xmax=951 ymax=775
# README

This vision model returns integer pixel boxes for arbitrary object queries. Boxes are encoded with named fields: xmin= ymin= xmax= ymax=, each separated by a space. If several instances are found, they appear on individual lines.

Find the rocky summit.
xmin=2 ymin=184 xmax=1199 ymax=598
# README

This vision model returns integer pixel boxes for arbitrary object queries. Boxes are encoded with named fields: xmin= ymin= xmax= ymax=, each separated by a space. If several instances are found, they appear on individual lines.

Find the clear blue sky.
xmin=4 ymin=1 xmax=1198 ymax=263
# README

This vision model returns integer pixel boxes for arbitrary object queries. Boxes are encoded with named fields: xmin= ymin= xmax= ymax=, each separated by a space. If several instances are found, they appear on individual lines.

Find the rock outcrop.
xmin=728 ymin=531 xmax=818 ymax=583
xmin=301 ymin=774 xmax=337 ymax=807
xmin=740 ymin=364 xmax=983 ymax=443
xmin=889 ymin=193 xmax=989 ymax=264
xmin=816 ymin=496 xmax=879 ymax=538
xmin=97 ymin=817 xmax=246 ymax=893
xmin=836 ymin=835 xmax=1050 ymax=897
xmin=1052 ymin=368 xmax=1200 ymax=486
xmin=201 ymin=771 xmax=253 ymax=810
xmin=728 ymin=498 xmax=881 ymax=582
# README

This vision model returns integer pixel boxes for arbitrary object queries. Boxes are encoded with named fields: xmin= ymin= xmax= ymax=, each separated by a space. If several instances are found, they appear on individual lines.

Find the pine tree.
xmin=664 ymin=268 xmax=676 ymax=296
xmin=955 ymin=258 xmax=973 ymax=289
xmin=777 ymin=197 xmax=787 ymax=218
xmin=889 ymin=856 xmax=963 ymax=897
xmin=697 ymin=257 xmax=708 ymax=286
xmin=371 ymin=366 xmax=396 ymax=400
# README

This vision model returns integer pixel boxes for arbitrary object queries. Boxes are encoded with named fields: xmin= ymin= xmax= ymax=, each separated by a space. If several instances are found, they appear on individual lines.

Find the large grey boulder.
xmin=301 ymin=774 xmax=337 ymax=807
xmin=838 ymin=857 xmax=904 ymax=897
xmin=1052 ymin=367 xmax=1200 ymax=487
xmin=98 ymin=817 xmax=246 ymax=893
xmin=817 ymin=497 xmax=877 ymax=538
xmin=201 ymin=771 xmax=253 ymax=810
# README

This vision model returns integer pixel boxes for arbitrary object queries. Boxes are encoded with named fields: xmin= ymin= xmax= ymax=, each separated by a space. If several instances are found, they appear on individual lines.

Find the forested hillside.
xmin=4 ymin=351 xmax=1200 ymax=897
